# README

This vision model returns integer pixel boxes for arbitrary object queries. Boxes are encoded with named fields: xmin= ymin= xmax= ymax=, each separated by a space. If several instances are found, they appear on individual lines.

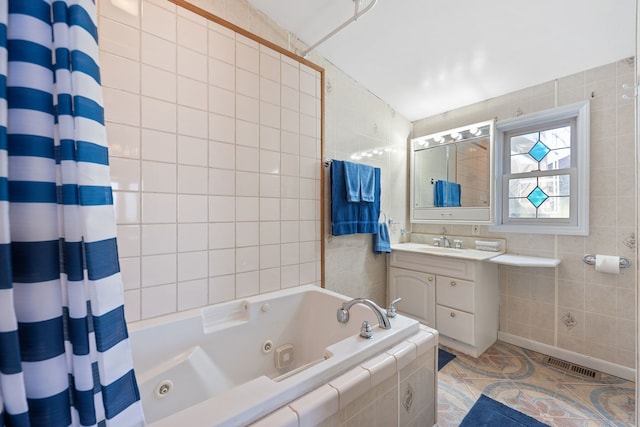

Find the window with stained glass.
xmin=506 ymin=125 xmax=573 ymax=219
xmin=491 ymin=101 xmax=590 ymax=235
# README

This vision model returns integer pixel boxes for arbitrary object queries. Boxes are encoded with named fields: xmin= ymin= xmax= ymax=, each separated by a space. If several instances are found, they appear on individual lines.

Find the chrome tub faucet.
xmin=336 ymin=298 xmax=392 ymax=336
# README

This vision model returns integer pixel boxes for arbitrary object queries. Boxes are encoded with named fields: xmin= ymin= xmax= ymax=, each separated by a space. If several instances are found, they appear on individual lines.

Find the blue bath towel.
xmin=331 ymin=160 xmax=380 ymax=236
xmin=374 ymin=222 xmax=391 ymax=254
xmin=434 ymin=180 xmax=461 ymax=207
xmin=343 ymin=161 xmax=376 ymax=202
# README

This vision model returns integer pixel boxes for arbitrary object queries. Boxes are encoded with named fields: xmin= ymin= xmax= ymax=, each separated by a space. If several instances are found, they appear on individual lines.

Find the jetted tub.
xmin=129 ymin=285 xmax=421 ymax=426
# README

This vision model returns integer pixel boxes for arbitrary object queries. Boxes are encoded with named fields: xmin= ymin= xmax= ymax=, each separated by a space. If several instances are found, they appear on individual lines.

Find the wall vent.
xmin=543 ymin=356 xmax=600 ymax=380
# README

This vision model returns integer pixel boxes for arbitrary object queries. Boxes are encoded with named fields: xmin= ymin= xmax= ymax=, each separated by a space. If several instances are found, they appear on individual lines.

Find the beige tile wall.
xmin=412 ymin=58 xmax=637 ymax=368
xmin=99 ymin=0 xmax=322 ymax=321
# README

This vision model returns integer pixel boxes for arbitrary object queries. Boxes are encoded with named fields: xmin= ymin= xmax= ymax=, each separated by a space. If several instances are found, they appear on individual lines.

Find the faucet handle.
xmin=453 ymin=239 xmax=463 ymax=249
xmin=387 ymin=297 xmax=402 ymax=318
xmin=360 ymin=320 xmax=373 ymax=339
xmin=337 ymin=307 xmax=350 ymax=324
xmin=433 ymin=237 xmax=441 ymax=247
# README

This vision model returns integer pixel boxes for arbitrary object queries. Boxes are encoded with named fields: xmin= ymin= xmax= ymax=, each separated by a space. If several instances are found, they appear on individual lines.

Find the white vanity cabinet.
xmin=388 ymin=249 xmax=499 ymax=357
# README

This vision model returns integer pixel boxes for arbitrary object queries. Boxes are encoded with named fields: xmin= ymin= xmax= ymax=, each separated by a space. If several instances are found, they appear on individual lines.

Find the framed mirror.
xmin=410 ymin=119 xmax=495 ymax=223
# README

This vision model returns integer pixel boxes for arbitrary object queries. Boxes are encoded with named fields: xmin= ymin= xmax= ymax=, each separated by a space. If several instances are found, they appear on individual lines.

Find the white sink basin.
xmin=390 ymin=242 xmax=503 ymax=261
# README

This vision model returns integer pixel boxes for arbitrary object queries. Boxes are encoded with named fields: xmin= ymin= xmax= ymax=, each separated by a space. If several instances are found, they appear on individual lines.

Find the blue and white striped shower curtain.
xmin=0 ymin=1 xmax=145 ymax=426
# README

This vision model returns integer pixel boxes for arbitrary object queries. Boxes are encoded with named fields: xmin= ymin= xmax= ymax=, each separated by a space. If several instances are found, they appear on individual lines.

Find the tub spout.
xmin=336 ymin=298 xmax=391 ymax=329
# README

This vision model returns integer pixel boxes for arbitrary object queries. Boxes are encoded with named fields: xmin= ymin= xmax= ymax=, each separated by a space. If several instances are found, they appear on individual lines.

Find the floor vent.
xmin=543 ymin=356 xmax=601 ymax=380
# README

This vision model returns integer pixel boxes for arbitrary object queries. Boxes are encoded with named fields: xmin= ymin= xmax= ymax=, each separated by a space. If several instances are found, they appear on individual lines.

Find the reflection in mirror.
xmin=410 ymin=120 xmax=495 ymax=223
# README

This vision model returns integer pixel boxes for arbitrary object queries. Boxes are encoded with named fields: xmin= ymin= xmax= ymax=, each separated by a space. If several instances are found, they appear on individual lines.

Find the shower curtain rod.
xmin=298 ymin=0 xmax=378 ymax=57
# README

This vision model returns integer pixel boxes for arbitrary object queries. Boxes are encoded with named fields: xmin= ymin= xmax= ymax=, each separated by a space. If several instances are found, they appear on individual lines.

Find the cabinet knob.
xmin=450 ymin=281 xmax=456 ymax=287
xmin=428 ymin=276 xmax=433 ymax=281
xmin=450 ymin=312 xmax=456 ymax=318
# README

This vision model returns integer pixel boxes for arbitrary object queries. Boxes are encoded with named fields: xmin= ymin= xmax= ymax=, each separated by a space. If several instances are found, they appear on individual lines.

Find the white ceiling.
xmin=246 ymin=0 xmax=636 ymax=121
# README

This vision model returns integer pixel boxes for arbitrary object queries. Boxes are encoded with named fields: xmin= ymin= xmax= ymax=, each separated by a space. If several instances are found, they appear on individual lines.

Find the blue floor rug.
xmin=460 ymin=394 xmax=550 ymax=427
xmin=438 ymin=348 xmax=456 ymax=371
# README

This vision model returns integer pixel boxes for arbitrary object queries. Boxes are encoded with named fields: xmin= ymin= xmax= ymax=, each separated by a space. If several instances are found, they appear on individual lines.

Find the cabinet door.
xmin=388 ymin=267 xmax=435 ymax=327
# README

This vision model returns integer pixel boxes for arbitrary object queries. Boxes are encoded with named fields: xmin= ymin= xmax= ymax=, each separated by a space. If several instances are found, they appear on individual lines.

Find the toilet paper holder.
xmin=582 ymin=254 xmax=632 ymax=269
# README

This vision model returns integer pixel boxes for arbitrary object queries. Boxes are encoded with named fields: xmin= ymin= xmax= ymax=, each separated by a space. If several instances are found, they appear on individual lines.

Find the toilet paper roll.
xmin=595 ymin=255 xmax=620 ymax=274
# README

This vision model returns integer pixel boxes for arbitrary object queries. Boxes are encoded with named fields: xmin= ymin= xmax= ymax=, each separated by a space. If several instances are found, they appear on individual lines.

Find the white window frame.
xmin=490 ymin=101 xmax=590 ymax=235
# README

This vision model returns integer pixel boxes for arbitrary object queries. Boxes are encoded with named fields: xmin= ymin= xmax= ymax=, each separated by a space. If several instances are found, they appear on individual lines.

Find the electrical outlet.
xmin=472 ymin=225 xmax=480 ymax=235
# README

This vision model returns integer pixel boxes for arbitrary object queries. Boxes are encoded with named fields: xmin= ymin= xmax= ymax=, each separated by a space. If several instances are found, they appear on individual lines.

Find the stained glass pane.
xmin=528 ymin=140 xmax=551 ymax=162
xmin=510 ymin=133 xmax=538 ymax=155
xmin=508 ymin=177 xmax=536 ymax=197
xmin=538 ymin=175 xmax=570 ymax=196
xmin=539 ymin=126 xmax=571 ymax=149
xmin=509 ymin=125 xmax=572 ymax=173
xmin=539 ymin=148 xmax=571 ymax=171
xmin=527 ymin=187 xmax=548 ymax=208
xmin=510 ymin=154 xmax=539 ymax=173
xmin=508 ymin=198 xmax=537 ymax=218
xmin=538 ymin=196 xmax=570 ymax=218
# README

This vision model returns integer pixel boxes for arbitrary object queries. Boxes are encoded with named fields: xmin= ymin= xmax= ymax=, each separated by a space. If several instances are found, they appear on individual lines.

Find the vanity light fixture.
xmin=434 ymin=135 xmax=445 ymax=144
xmin=470 ymin=126 xmax=482 ymax=136
xmin=450 ymin=131 xmax=462 ymax=140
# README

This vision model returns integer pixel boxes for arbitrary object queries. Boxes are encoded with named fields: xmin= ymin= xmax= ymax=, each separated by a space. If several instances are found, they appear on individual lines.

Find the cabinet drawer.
xmin=436 ymin=305 xmax=475 ymax=346
xmin=436 ymin=276 xmax=474 ymax=313
xmin=388 ymin=251 xmax=475 ymax=280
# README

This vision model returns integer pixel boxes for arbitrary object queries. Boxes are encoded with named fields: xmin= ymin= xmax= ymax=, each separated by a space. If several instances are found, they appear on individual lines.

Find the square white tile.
xmin=177 ymin=194 xmax=208 ymax=223
xmin=236 ymin=222 xmax=259 ymax=247
xmin=178 ymin=76 xmax=208 ymax=110
xmin=177 ymin=135 xmax=207 ymax=167
xmin=235 ymin=197 xmax=259 ymax=222
xmin=141 ymin=96 xmax=177 ymax=133
xmin=141 ymin=253 xmax=176 ymax=286
xmin=236 ymin=120 xmax=259 ymax=148
xmin=178 ymin=251 xmax=208 ymax=281
xmin=141 ymin=161 xmax=176 ymax=193
xmin=141 ymin=1 xmax=176 ymax=42
xmin=142 ymin=193 xmax=176 ymax=223
xmin=141 ymin=64 xmax=177 ymax=103
xmin=141 ymin=128 xmax=176 ymax=162
xmin=177 ymin=278 xmax=208 ymax=311
xmin=178 ymin=223 xmax=208 ymax=252
xmin=209 ymin=140 xmax=235 ymax=169
xmin=208 ymin=275 xmax=235 ymax=304
xmin=209 ymin=168 xmax=235 ymax=196
xmin=177 ymin=46 xmax=207 ymax=82
xmin=208 ymin=222 xmax=235 ymax=249
xmin=178 ymin=165 xmax=208 ymax=195
xmin=141 ymin=32 xmax=176 ymax=73
xmin=208 ymin=195 xmax=235 ymax=222
xmin=141 ymin=224 xmax=177 ymax=255
xmin=106 ymin=122 xmax=140 ymax=159
xmin=259 ymin=243 xmax=280 ymax=269
xmin=141 ymin=283 xmax=176 ymax=319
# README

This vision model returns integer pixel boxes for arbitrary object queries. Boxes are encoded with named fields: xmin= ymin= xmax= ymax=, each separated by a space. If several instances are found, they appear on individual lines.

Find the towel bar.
xmin=582 ymin=254 xmax=631 ymax=269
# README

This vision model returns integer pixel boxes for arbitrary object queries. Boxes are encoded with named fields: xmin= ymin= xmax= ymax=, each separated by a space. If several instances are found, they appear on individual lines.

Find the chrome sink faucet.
xmin=441 ymin=235 xmax=451 ymax=248
xmin=336 ymin=298 xmax=391 ymax=332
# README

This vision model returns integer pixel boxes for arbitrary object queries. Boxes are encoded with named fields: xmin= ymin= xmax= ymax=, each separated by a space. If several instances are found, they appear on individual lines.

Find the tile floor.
xmin=437 ymin=341 xmax=636 ymax=427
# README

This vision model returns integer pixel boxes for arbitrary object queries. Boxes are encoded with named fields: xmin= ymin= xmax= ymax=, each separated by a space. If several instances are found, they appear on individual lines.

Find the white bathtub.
xmin=129 ymin=285 xmax=421 ymax=426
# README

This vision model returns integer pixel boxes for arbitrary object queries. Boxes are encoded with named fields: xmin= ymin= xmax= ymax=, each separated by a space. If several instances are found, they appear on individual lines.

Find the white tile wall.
xmin=101 ymin=0 xmax=322 ymax=322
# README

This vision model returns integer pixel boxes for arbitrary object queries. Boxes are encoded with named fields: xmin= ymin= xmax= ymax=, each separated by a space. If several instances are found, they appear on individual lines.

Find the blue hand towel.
xmin=331 ymin=160 xmax=380 ymax=236
xmin=434 ymin=180 xmax=461 ymax=207
xmin=343 ymin=161 xmax=376 ymax=202
xmin=374 ymin=222 xmax=391 ymax=254
xmin=359 ymin=164 xmax=375 ymax=202
xmin=343 ymin=161 xmax=361 ymax=202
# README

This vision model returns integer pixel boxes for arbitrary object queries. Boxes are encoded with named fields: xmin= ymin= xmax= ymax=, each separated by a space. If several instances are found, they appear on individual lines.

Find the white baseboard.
xmin=498 ymin=332 xmax=636 ymax=381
